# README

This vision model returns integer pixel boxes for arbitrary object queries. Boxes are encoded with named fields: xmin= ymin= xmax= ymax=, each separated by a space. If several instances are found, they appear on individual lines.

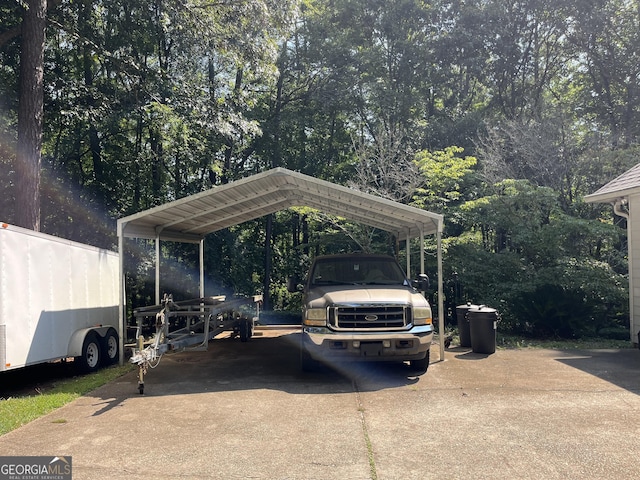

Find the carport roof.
xmin=117 ymin=167 xmax=443 ymax=243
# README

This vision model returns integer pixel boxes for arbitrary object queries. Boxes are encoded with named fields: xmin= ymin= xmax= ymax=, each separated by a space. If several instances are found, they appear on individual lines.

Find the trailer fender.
xmin=67 ymin=326 xmax=112 ymax=358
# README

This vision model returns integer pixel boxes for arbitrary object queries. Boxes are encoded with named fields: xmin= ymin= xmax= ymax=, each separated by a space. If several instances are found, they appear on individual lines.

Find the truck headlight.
xmin=304 ymin=308 xmax=327 ymax=326
xmin=412 ymin=307 xmax=432 ymax=326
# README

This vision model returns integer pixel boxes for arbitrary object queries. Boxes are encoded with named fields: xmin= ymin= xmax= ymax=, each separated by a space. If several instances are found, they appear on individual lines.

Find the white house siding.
xmin=629 ymin=194 xmax=640 ymax=343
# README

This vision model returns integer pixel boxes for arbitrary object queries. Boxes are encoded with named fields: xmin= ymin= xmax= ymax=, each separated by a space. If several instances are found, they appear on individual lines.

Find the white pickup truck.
xmin=289 ymin=253 xmax=433 ymax=372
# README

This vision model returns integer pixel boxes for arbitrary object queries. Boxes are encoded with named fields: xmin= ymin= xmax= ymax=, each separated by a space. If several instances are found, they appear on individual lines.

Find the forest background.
xmin=1 ymin=0 xmax=639 ymax=340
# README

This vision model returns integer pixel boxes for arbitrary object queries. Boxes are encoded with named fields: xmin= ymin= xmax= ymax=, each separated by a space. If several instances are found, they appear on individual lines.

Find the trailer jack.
xmin=136 ymin=335 xmax=146 ymax=395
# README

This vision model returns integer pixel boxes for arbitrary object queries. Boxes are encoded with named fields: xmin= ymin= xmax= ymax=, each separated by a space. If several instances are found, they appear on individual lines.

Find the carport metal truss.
xmin=118 ymin=167 xmax=442 ymax=242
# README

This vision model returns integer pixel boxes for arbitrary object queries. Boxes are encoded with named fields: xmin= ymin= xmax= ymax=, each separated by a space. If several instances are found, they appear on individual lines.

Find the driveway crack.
xmin=353 ymin=379 xmax=378 ymax=480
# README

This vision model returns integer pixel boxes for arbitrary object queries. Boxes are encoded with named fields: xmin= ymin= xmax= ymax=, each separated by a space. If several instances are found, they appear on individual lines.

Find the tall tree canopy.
xmin=1 ymin=0 xmax=638 ymax=337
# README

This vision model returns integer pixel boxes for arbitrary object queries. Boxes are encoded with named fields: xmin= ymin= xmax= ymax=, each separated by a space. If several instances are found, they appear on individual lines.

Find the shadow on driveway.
xmin=554 ymin=348 xmax=640 ymax=394
xmin=106 ymin=329 xmax=427 ymax=400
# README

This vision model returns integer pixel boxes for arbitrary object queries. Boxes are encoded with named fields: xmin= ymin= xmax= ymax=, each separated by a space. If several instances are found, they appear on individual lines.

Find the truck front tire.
xmin=300 ymin=346 xmax=321 ymax=372
xmin=409 ymin=349 xmax=430 ymax=373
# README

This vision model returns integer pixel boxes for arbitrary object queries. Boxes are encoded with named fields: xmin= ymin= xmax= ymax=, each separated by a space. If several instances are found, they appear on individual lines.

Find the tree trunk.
xmin=80 ymin=0 xmax=105 ymax=205
xmin=15 ymin=0 xmax=47 ymax=231
xmin=150 ymin=124 xmax=163 ymax=204
xmin=222 ymin=67 xmax=244 ymax=182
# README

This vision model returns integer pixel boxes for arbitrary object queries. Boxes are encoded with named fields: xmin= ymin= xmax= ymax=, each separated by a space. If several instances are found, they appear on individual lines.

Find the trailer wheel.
xmin=102 ymin=328 xmax=119 ymax=366
xmin=239 ymin=319 xmax=252 ymax=342
xmin=77 ymin=331 xmax=101 ymax=373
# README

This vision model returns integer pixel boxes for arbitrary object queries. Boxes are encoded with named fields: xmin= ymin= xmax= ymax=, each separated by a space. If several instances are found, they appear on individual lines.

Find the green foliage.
xmin=413 ymin=146 xmax=478 ymax=212
xmin=447 ymin=180 xmax=628 ymax=339
xmin=510 ymin=285 xmax=604 ymax=339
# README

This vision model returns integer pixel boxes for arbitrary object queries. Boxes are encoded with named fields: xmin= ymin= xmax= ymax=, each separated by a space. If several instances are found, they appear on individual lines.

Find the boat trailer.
xmin=129 ymin=293 xmax=262 ymax=394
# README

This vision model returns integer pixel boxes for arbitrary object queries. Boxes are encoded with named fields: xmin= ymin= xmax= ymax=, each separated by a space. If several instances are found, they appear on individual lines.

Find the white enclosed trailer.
xmin=0 ymin=222 xmax=119 ymax=373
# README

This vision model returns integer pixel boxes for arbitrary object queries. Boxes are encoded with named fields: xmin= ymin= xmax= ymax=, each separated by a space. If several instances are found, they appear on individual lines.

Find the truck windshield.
xmin=310 ymin=257 xmax=408 ymax=286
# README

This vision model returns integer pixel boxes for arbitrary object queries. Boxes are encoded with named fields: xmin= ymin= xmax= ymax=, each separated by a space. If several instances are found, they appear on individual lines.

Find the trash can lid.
xmin=468 ymin=304 xmax=497 ymax=314
xmin=456 ymin=303 xmax=480 ymax=309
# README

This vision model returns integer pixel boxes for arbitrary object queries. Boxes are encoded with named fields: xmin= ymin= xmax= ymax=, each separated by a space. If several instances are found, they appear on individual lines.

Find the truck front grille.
xmin=329 ymin=305 xmax=410 ymax=330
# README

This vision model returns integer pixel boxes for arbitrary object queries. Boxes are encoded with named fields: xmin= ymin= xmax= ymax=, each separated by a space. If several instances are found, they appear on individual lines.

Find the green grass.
xmin=0 ymin=364 xmax=133 ymax=436
xmin=496 ymin=334 xmax=635 ymax=350
xmin=441 ymin=327 xmax=636 ymax=350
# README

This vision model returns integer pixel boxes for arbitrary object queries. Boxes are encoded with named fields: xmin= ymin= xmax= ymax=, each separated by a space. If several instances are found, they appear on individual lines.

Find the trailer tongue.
xmin=129 ymin=293 xmax=262 ymax=394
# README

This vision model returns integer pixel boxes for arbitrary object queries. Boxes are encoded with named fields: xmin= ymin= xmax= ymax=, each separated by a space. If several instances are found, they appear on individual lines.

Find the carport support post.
xmin=406 ymin=233 xmax=410 ymax=276
xmin=420 ymin=228 xmax=425 ymax=276
xmin=199 ymin=239 xmax=205 ymax=298
xmin=437 ymin=226 xmax=445 ymax=361
xmin=420 ymin=227 xmax=445 ymax=361
xmin=118 ymin=223 xmax=125 ymax=366
xmin=155 ymin=233 xmax=161 ymax=305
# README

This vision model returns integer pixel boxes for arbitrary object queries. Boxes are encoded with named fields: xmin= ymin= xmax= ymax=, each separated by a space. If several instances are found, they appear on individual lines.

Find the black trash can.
xmin=456 ymin=303 xmax=477 ymax=348
xmin=468 ymin=305 xmax=498 ymax=354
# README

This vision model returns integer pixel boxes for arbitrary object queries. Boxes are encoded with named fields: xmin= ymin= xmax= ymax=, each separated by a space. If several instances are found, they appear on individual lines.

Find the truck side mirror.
xmin=287 ymin=276 xmax=301 ymax=293
xmin=412 ymin=273 xmax=430 ymax=291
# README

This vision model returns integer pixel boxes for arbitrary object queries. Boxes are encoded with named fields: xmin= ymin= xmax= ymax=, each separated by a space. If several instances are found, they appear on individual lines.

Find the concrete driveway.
xmin=1 ymin=327 xmax=639 ymax=479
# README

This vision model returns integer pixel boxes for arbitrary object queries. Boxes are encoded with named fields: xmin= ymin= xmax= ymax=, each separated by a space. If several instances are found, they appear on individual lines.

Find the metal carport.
xmin=116 ymin=167 xmax=445 ymax=363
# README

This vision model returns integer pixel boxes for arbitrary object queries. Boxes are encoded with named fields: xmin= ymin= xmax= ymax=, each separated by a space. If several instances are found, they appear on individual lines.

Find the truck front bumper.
xmin=302 ymin=325 xmax=434 ymax=362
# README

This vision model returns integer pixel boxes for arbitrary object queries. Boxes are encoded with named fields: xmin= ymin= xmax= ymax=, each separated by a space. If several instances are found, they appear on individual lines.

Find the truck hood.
xmin=306 ymin=285 xmax=429 ymax=308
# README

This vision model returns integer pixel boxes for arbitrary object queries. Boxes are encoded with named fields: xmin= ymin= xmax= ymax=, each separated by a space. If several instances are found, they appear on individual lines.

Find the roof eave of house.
xmin=584 ymin=186 xmax=640 ymax=204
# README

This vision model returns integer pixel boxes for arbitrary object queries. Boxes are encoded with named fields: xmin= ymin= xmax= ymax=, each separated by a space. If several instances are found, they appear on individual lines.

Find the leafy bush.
xmin=446 ymin=243 xmax=629 ymax=339
xmin=510 ymin=285 xmax=595 ymax=338
xmin=597 ymin=327 xmax=631 ymax=340
xmin=443 ymin=180 xmax=629 ymax=339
